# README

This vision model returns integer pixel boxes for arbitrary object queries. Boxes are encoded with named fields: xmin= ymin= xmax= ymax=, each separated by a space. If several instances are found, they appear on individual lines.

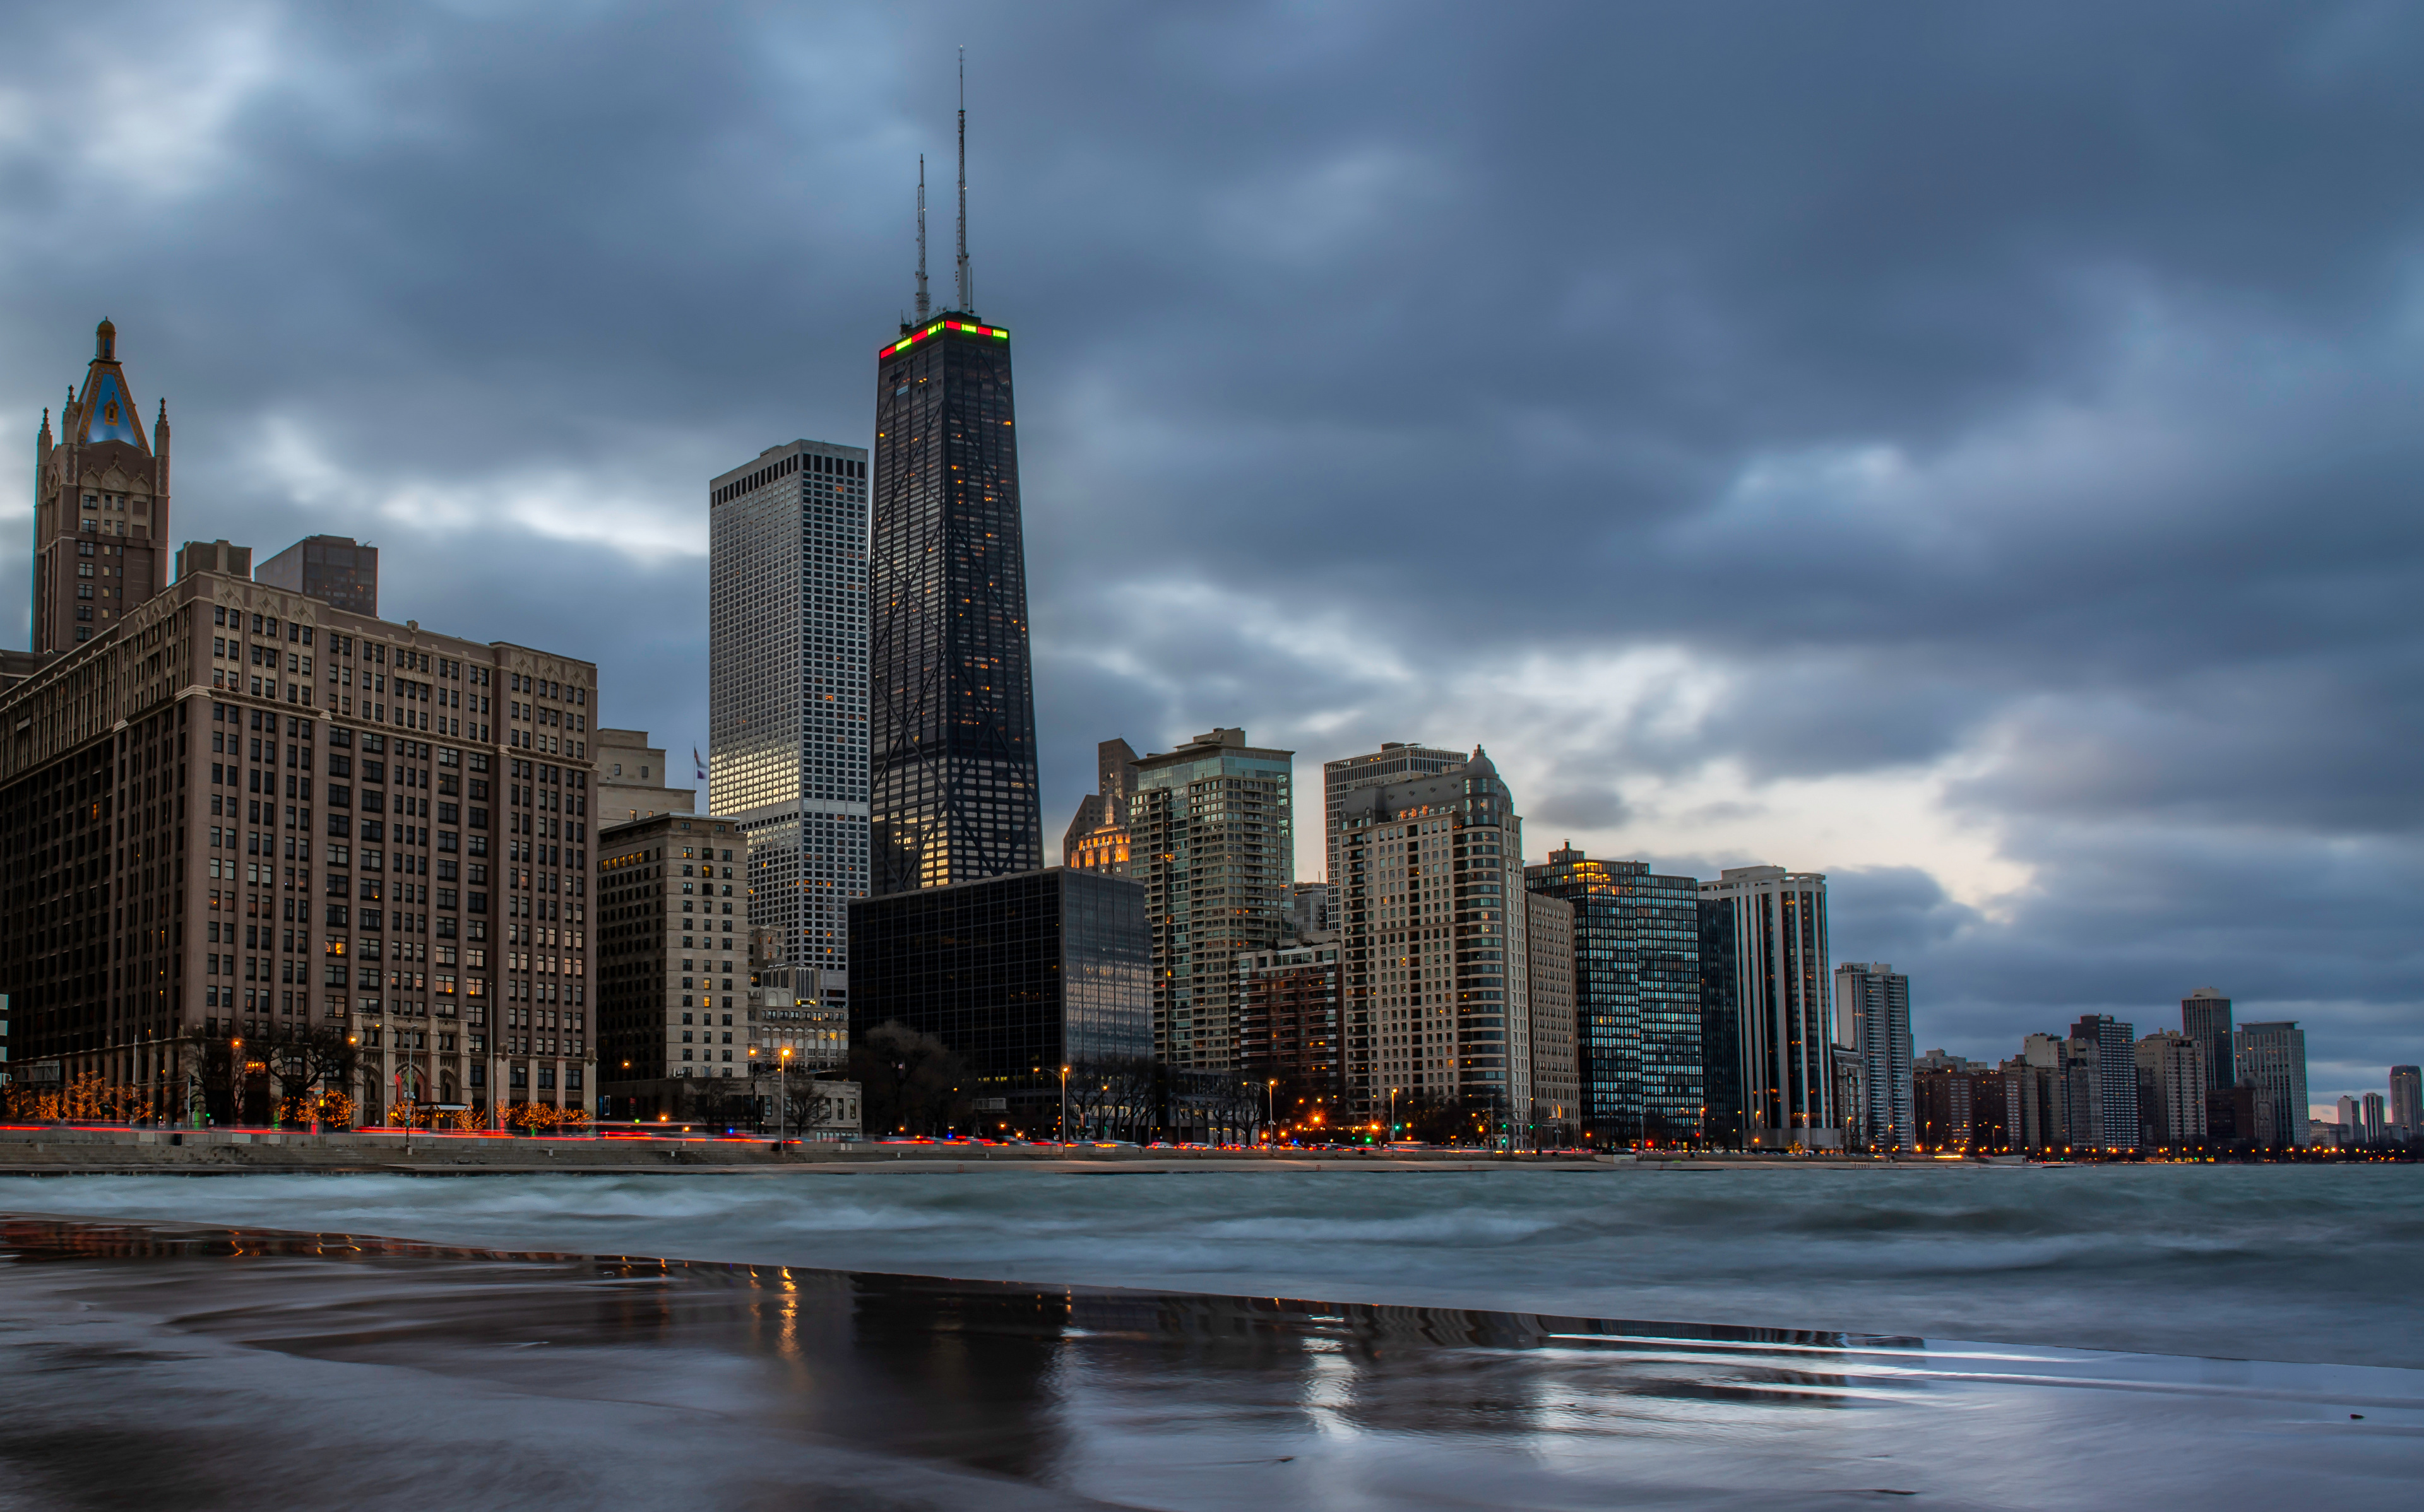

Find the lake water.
xmin=2 ymin=1164 xmax=2418 ymax=1508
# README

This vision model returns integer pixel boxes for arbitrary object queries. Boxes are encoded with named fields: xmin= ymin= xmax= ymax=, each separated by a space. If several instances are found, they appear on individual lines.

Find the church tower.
xmin=30 ymin=319 xmax=171 ymax=654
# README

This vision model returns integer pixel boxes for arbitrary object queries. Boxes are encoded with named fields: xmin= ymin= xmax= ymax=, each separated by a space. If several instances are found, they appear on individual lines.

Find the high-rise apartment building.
xmin=1523 ymin=890 xmax=1579 ymax=1147
xmin=1237 ymin=940 xmax=1344 ymax=1122
xmin=2360 ymin=1091 xmax=2385 ymax=1146
xmin=1061 ymin=738 xmax=1138 ymax=875
xmin=256 ymin=535 xmax=379 ymax=617
xmin=868 ymin=300 xmax=1039 ymax=890
xmin=0 ymin=550 xmax=595 ymax=1126
xmin=2067 ymin=1015 xmax=2141 ymax=1152
xmin=2180 ymin=987 xmax=2235 ymax=1095
xmin=1699 ymin=866 xmax=1834 ymax=1147
xmin=2134 ymin=1030 xmax=2207 ymax=1149
xmin=2007 ymin=1033 xmax=2070 ymax=1152
xmin=709 ymin=440 xmax=870 ymax=1011
xmin=1128 ymin=728 xmax=1294 ymax=1070
xmin=1334 ymin=750 xmax=1529 ymax=1130
xmin=2391 ymin=1065 xmax=2421 ymax=1138
xmin=31 ymin=321 xmax=171 ymax=656
xmin=1322 ymin=742 xmax=1464 ymax=888
xmin=1834 ymin=962 xmax=1914 ymax=1152
xmin=2234 ymin=1020 xmax=2309 ymax=1148
xmin=1524 ymin=846 xmax=1703 ymax=1145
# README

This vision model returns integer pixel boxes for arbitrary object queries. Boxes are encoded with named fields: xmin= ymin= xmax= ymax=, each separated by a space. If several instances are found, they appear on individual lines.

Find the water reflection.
xmin=1 ymin=1216 xmax=2409 ymax=1511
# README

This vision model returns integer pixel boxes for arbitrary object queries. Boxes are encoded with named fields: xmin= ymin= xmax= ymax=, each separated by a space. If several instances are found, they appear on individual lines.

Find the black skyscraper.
xmin=867 ymin=94 xmax=1042 ymax=895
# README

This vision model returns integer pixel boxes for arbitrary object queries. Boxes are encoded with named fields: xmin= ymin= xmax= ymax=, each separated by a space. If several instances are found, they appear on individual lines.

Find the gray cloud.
xmin=1 ymin=1 xmax=2418 ymax=1102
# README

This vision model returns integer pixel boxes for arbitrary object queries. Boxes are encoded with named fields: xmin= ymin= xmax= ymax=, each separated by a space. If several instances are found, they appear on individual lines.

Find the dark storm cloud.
xmin=1 ymin=1 xmax=2418 ymax=1097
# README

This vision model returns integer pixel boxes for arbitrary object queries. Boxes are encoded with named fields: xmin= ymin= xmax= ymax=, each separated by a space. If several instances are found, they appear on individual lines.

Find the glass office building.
xmin=1699 ymin=866 xmax=1834 ymax=1147
xmin=868 ymin=314 xmax=1041 ymax=895
xmin=848 ymin=868 xmax=1149 ymax=1125
xmin=1523 ymin=848 xmax=1704 ymax=1146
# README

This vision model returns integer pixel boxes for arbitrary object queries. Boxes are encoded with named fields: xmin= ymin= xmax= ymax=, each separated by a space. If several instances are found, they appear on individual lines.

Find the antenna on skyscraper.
xmin=956 ymin=45 xmax=973 ymax=315
xmin=915 ymin=154 xmax=930 ymax=321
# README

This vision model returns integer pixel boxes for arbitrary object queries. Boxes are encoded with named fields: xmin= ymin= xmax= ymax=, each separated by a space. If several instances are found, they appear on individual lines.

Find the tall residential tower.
xmin=1834 ymin=962 xmax=1915 ymax=1152
xmin=1334 ymin=749 xmax=1530 ymax=1133
xmin=1128 ymin=728 xmax=1294 ymax=1070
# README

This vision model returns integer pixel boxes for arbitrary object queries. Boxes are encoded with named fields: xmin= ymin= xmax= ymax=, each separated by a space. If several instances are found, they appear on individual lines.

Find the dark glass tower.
xmin=868 ymin=311 xmax=1042 ymax=892
xmin=1524 ymin=846 xmax=1705 ymax=1146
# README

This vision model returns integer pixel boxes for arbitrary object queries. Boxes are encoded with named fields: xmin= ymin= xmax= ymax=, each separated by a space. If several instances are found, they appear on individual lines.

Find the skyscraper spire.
xmin=915 ymin=155 xmax=930 ymax=321
xmin=955 ymin=46 xmax=972 ymax=315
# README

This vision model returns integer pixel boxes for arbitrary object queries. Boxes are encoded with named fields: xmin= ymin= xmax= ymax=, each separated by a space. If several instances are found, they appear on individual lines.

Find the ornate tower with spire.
xmin=29 ymin=319 xmax=171 ymax=654
xmin=867 ymin=61 xmax=1042 ymax=894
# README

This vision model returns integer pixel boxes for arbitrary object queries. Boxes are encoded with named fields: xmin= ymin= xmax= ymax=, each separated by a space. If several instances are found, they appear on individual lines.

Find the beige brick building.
xmin=0 ymin=551 xmax=599 ymax=1126
xmin=1524 ymin=891 xmax=1579 ymax=1147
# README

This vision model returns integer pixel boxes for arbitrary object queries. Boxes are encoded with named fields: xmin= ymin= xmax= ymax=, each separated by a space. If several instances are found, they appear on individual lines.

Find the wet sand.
xmin=2 ymin=1214 xmax=2415 ymax=1510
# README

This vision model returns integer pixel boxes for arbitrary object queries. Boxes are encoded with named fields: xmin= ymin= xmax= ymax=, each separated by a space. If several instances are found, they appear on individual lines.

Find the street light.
xmin=777 ymin=1046 xmax=793 ymax=1150
xmin=1059 ymin=1064 xmax=1071 ymax=1153
xmin=1267 ymin=1079 xmax=1277 ymax=1147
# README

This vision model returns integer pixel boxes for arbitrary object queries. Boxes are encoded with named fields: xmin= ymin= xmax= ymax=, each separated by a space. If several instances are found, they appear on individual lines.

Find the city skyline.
xmin=0 ymin=5 xmax=2416 ymax=1103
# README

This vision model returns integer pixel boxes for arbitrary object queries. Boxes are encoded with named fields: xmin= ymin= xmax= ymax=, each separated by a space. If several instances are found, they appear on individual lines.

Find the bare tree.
xmin=848 ymin=1022 xmax=967 ymax=1136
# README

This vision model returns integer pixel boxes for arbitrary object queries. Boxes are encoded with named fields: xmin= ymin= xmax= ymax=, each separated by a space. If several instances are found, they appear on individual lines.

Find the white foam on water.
xmin=6 ymin=1163 xmax=2418 ymax=1366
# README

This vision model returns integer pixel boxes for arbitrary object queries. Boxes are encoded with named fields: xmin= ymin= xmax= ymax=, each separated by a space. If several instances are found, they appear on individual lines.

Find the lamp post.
xmin=1266 ymin=1079 xmax=1277 ymax=1148
xmin=778 ymin=1046 xmax=792 ymax=1151
xmin=1389 ymin=1087 xmax=1399 ymax=1146
xmin=1059 ymin=1063 xmax=1071 ymax=1153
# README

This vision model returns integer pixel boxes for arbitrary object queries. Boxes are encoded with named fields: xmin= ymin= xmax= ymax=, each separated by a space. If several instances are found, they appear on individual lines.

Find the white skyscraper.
xmin=709 ymin=440 xmax=870 ymax=1012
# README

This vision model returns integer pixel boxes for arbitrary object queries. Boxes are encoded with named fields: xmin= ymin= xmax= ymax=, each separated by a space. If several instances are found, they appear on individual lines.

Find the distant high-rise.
xmin=2180 ymin=988 xmax=2235 ymax=1094
xmin=1524 ymin=890 xmax=1580 ymax=1146
xmin=868 ymin=85 xmax=1040 ymax=895
xmin=1128 ymin=728 xmax=1294 ymax=1070
xmin=1061 ymin=738 xmax=1139 ymax=875
xmin=1322 ymin=742 xmax=1464 ymax=888
xmin=2069 ymin=1015 xmax=2141 ymax=1152
xmin=2234 ymin=1020 xmax=2309 ymax=1148
xmin=1334 ymin=749 xmax=1529 ymax=1128
xmin=1524 ymin=845 xmax=1703 ymax=1145
xmin=1834 ymin=963 xmax=1915 ymax=1152
xmin=2134 ymin=1030 xmax=2207 ymax=1150
xmin=2360 ymin=1091 xmax=2385 ymax=1147
xmin=2391 ymin=1065 xmax=2421 ymax=1138
xmin=31 ymin=320 xmax=171 ymax=654
xmin=710 ymin=440 xmax=871 ymax=1003
xmin=1699 ymin=866 xmax=1834 ymax=1147
xmin=256 ymin=535 xmax=379 ymax=617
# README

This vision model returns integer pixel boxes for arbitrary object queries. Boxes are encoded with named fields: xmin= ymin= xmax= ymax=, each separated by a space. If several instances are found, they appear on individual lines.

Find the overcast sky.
xmin=4 ymin=2 xmax=2418 ymax=1107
